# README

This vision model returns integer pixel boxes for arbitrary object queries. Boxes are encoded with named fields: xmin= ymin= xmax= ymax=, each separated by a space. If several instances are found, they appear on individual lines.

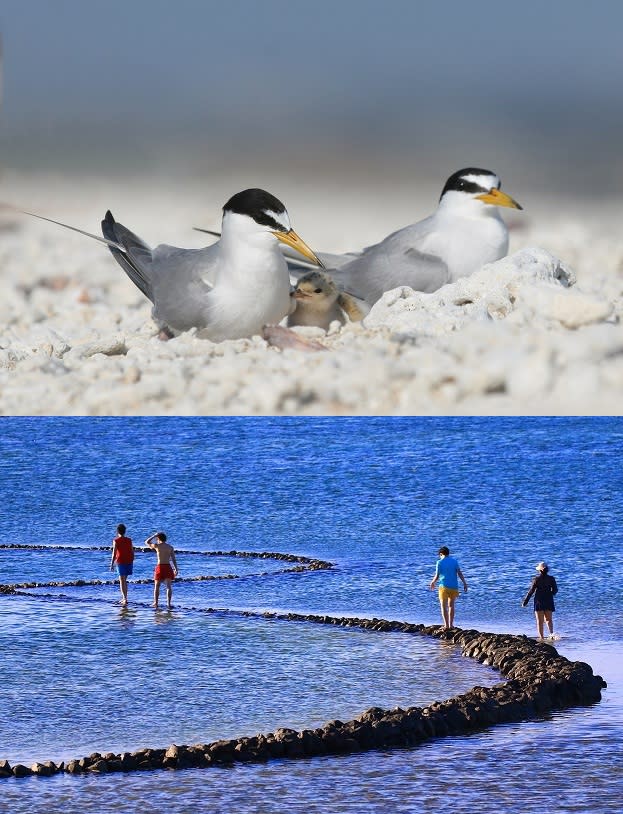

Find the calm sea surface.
xmin=1 ymin=417 xmax=621 ymax=813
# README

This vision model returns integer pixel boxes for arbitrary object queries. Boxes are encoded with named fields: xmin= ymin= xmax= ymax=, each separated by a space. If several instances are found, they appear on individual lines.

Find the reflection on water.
xmin=4 ymin=703 xmax=621 ymax=814
xmin=0 ymin=548 xmax=290 ymax=587
xmin=152 ymin=608 xmax=177 ymax=625
xmin=117 ymin=607 xmax=138 ymax=629
xmin=0 ymin=596 xmax=500 ymax=766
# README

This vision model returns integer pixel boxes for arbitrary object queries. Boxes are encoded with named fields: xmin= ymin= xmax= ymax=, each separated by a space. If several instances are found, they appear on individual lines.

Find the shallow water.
xmin=1 ymin=595 xmax=501 ymax=765
xmin=1 ymin=417 xmax=622 ymax=813
xmin=0 ymin=547 xmax=289 ymax=585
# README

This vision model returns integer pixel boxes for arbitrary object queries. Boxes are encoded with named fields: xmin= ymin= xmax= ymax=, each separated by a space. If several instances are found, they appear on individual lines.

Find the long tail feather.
xmin=192 ymin=227 xmax=220 ymax=239
xmin=22 ymin=210 xmax=125 ymax=251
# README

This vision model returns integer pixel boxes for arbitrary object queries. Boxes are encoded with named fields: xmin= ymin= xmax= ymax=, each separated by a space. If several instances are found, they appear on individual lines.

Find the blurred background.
xmin=1 ymin=0 xmax=622 ymax=238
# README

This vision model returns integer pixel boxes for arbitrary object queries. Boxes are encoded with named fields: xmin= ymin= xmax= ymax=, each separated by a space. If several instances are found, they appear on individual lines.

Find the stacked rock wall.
xmin=1 ymin=615 xmax=606 ymax=779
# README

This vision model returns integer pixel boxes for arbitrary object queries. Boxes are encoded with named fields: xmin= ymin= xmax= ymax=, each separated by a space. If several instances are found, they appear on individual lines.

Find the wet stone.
xmin=0 ymin=617 xmax=607 ymax=781
xmin=64 ymin=760 xmax=82 ymax=774
xmin=106 ymin=759 xmax=123 ymax=773
xmin=31 ymin=762 xmax=53 ymax=776
xmin=119 ymin=752 xmax=137 ymax=771
xmin=164 ymin=744 xmax=181 ymax=765
xmin=88 ymin=759 xmax=109 ymax=773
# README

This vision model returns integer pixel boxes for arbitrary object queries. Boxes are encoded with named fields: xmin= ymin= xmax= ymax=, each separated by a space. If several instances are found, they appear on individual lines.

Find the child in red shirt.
xmin=110 ymin=523 xmax=134 ymax=606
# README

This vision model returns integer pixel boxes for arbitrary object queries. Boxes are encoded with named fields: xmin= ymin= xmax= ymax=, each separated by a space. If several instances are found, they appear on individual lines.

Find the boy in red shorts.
xmin=144 ymin=531 xmax=179 ymax=609
xmin=110 ymin=523 xmax=134 ymax=606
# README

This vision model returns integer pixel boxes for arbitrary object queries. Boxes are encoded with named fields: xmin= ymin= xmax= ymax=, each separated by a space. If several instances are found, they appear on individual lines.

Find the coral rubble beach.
xmin=1 ymin=172 xmax=621 ymax=415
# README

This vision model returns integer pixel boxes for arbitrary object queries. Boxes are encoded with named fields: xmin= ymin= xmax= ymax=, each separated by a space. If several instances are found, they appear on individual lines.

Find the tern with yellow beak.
xmin=286 ymin=168 xmax=523 ymax=307
xmin=27 ymin=188 xmax=323 ymax=342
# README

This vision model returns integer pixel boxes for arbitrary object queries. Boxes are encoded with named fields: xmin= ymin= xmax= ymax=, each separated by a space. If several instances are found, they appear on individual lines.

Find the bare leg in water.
xmin=119 ymin=574 xmax=128 ymax=606
xmin=535 ymin=610 xmax=555 ymax=638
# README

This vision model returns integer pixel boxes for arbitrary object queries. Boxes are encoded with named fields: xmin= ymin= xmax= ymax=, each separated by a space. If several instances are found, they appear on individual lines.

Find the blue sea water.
xmin=0 ymin=417 xmax=622 ymax=813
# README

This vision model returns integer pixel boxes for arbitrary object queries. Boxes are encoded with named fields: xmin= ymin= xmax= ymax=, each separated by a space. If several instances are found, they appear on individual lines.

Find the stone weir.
xmin=0 ymin=617 xmax=606 ymax=779
xmin=0 ymin=548 xmax=333 ymax=594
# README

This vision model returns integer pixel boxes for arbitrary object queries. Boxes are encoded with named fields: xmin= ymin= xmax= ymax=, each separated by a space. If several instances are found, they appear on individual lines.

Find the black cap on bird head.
xmin=440 ymin=168 xmax=523 ymax=210
xmin=440 ymin=168 xmax=500 ymax=199
xmin=223 ymin=189 xmax=289 ymax=232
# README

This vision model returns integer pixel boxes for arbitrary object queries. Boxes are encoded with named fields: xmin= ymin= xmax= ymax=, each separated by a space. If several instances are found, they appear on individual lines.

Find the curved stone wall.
xmin=0 ymin=613 xmax=606 ymax=779
xmin=0 ymin=546 xmax=332 ymax=594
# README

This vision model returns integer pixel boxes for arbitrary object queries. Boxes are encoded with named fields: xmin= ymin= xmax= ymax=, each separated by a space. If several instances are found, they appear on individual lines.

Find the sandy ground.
xmin=1 ymin=171 xmax=622 ymax=415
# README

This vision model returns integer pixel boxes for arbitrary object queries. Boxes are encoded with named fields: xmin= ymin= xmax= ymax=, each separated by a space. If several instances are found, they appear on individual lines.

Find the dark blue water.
xmin=1 ymin=417 xmax=622 ymax=813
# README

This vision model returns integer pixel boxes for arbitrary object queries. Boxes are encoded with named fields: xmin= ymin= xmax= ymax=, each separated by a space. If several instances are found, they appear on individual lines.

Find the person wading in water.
xmin=522 ymin=561 xmax=558 ymax=639
xmin=430 ymin=546 xmax=468 ymax=629
xmin=110 ymin=523 xmax=134 ymax=606
xmin=144 ymin=531 xmax=179 ymax=610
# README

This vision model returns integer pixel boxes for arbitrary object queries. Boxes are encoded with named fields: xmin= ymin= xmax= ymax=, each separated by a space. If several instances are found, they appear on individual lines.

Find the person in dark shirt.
xmin=109 ymin=523 xmax=134 ymax=606
xmin=522 ymin=561 xmax=558 ymax=639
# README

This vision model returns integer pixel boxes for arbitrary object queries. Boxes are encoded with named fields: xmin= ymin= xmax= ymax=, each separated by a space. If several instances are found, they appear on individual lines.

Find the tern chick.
xmin=287 ymin=270 xmax=365 ymax=331
xmin=287 ymin=168 xmax=522 ymax=307
xmin=26 ymin=188 xmax=322 ymax=343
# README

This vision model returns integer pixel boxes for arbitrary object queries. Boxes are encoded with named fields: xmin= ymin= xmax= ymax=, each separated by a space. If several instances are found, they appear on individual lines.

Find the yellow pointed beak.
xmin=273 ymin=229 xmax=325 ymax=267
xmin=476 ymin=188 xmax=523 ymax=210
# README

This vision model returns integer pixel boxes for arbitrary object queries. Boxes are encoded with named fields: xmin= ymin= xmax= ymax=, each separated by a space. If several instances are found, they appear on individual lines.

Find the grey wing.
xmin=102 ymin=211 xmax=155 ymax=302
xmin=149 ymin=243 xmax=218 ymax=330
xmin=317 ymin=220 xmax=450 ymax=305
xmin=327 ymin=247 xmax=448 ymax=305
xmin=286 ymin=218 xmax=437 ymax=278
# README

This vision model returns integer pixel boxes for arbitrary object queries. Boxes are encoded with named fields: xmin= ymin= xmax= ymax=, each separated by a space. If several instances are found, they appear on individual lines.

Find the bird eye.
xmin=314 ymin=288 xmax=322 ymax=294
